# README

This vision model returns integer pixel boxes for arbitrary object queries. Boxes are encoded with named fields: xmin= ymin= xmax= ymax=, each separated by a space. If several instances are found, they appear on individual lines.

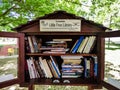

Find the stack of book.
xmin=61 ymin=55 xmax=84 ymax=78
xmin=26 ymin=36 xmax=71 ymax=54
xmin=40 ymin=40 xmax=69 ymax=54
xmin=62 ymin=64 xmax=84 ymax=78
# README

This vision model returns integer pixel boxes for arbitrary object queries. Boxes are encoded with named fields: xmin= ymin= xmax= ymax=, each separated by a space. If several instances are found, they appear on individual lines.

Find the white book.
xmin=30 ymin=57 xmax=40 ymax=78
xmin=87 ymin=36 xmax=96 ymax=53
xmin=77 ymin=38 xmax=85 ymax=53
xmin=27 ymin=59 xmax=35 ymax=79
xmin=61 ymin=55 xmax=83 ymax=60
xmin=39 ymin=57 xmax=48 ymax=78
xmin=83 ymin=36 xmax=92 ymax=53
xmin=43 ymin=59 xmax=53 ymax=78
xmin=29 ymin=57 xmax=38 ymax=78
xmin=28 ymin=36 xmax=34 ymax=53
xmin=77 ymin=37 xmax=89 ymax=53
xmin=84 ymin=36 xmax=93 ymax=53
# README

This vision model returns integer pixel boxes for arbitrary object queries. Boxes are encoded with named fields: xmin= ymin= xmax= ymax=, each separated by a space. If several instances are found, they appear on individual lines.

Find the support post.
xmin=28 ymin=84 xmax=34 ymax=90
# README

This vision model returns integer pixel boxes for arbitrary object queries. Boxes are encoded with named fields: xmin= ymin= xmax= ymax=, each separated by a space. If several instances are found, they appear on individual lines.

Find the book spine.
xmin=39 ymin=57 xmax=48 ymax=78
xmin=28 ymin=36 xmax=34 ymax=53
xmin=49 ymin=60 xmax=59 ymax=78
xmin=31 ymin=36 xmax=39 ymax=52
xmin=26 ymin=59 xmax=33 ymax=79
xmin=72 ymin=36 xmax=84 ymax=53
xmin=43 ymin=59 xmax=53 ymax=78
xmin=93 ymin=56 xmax=98 ymax=77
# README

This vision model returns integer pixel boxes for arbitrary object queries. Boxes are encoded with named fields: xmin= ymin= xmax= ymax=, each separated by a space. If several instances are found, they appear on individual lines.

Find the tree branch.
xmin=65 ymin=0 xmax=91 ymax=7
xmin=0 ymin=0 xmax=22 ymax=17
xmin=0 ymin=5 xmax=16 ymax=17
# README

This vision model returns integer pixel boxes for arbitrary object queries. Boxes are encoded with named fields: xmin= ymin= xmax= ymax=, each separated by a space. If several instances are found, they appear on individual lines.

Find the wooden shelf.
xmin=25 ymin=32 xmax=97 ymax=36
xmin=24 ymin=78 xmax=98 ymax=86
xmin=26 ymin=53 xmax=97 ymax=56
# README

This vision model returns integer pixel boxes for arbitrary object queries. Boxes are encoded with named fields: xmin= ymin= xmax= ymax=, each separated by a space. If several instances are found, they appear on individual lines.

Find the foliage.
xmin=0 ymin=0 xmax=120 ymax=31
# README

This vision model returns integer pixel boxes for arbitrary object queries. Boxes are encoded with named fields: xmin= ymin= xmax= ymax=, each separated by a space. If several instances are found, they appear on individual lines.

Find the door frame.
xmin=0 ymin=32 xmax=25 ymax=88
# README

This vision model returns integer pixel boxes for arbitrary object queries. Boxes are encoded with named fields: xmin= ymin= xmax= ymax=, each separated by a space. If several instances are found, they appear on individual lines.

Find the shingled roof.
xmin=13 ymin=10 xmax=110 ymax=31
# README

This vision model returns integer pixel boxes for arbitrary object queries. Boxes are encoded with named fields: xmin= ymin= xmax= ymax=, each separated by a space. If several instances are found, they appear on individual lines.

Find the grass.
xmin=105 ymin=42 xmax=120 ymax=50
xmin=0 ymin=57 xmax=17 ymax=76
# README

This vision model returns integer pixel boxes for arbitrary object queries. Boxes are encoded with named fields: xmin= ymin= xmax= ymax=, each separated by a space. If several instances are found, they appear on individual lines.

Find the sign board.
xmin=40 ymin=19 xmax=81 ymax=32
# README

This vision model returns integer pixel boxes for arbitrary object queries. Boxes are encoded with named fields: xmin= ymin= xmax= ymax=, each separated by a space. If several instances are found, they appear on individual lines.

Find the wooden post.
xmin=28 ymin=84 xmax=34 ymax=90
xmin=88 ymin=86 xmax=94 ymax=90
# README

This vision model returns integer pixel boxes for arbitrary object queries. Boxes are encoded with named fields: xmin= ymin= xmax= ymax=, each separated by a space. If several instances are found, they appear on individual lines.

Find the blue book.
xmin=50 ymin=56 xmax=61 ymax=78
xmin=72 ymin=36 xmax=84 ymax=53
xmin=94 ymin=56 xmax=98 ymax=77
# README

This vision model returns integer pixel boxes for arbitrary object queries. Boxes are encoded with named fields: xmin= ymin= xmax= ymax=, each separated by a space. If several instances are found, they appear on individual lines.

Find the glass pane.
xmin=0 ymin=37 xmax=18 ymax=82
xmin=104 ymin=37 xmax=120 ymax=89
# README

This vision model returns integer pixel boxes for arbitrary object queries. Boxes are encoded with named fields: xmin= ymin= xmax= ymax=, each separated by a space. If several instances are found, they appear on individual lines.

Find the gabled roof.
xmin=13 ymin=10 xmax=110 ymax=31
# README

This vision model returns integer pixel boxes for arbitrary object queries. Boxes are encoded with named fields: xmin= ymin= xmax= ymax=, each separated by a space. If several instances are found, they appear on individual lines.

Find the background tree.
xmin=0 ymin=0 xmax=120 ymax=31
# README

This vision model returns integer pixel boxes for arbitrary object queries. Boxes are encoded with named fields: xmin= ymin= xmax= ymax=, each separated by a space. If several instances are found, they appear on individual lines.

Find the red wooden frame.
xmin=0 ymin=32 xmax=24 ymax=88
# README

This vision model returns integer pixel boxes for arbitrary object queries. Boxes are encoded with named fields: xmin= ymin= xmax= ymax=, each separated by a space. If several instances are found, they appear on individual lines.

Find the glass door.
xmin=100 ymin=31 xmax=120 ymax=90
xmin=0 ymin=32 xmax=24 ymax=89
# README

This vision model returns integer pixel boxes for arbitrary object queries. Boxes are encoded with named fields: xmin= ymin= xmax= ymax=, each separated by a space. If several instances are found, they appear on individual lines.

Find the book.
xmin=83 ymin=36 xmax=96 ymax=53
xmin=30 ymin=57 xmax=40 ymax=78
xmin=50 ymin=56 xmax=61 ymax=78
xmin=62 ymin=59 xmax=82 ymax=65
xmin=43 ymin=51 xmax=66 ymax=54
xmin=83 ymin=57 xmax=96 ymax=78
xmin=70 ymin=40 xmax=78 ymax=52
xmin=62 ymin=75 xmax=82 ymax=78
xmin=34 ymin=60 xmax=45 ymax=78
xmin=76 ymin=38 xmax=85 ymax=53
xmin=45 ymin=41 xmax=65 ymax=44
xmin=85 ymin=36 xmax=95 ymax=53
xmin=42 ymin=59 xmax=53 ymax=78
xmin=25 ymin=37 xmax=31 ymax=53
xmin=27 ymin=59 xmax=34 ymax=79
xmin=31 ymin=36 xmax=39 ymax=52
xmin=39 ymin=47 xmax=65 ymax=50
xmin=27 ymin=57 xmax=39 ymax=79
xmin=61 ymin=55 xmax=83 ymax=60
xmin=84 ymin=58 xmax=90 ymax=78
xmin=92 ymin=56 xmax=98 ymax=77
xmin=53 ymin=39 xmax=72 ymax=42
xmin=24 ymin=59 xmax=30 ymax=81
xmin=32 ymin=59 xmax=41 ymax=78
xmin=61 ymin=56 xmax=83 ymax=65
xmin=77 ymin=37 xmax=89 ymax=53
xmin=47 ymin=60 xmax=59 ymax=78
xmin=28 ymin=36 xmax=34 ymax=53
xmin=83 ymin=36 xmax=92 ymax=53
xmin=71 ymin=36 xmax=84 ymax=53
xmin=88 ymin=36 xmax=96 ymax=53
xmin=39 ymin=57 xmax=48 ymax=78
